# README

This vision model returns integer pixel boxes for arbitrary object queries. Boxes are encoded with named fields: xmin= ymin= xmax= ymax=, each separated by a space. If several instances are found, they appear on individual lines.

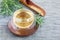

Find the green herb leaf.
xmin=35 ymin=14 xmax=44 ymax=25
xmin=0 ymin=0 xmax=22 ymax=16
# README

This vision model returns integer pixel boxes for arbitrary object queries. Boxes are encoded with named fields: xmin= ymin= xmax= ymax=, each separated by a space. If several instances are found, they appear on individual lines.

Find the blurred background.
xmin=0 ymin=0 xmax=60 ymax=40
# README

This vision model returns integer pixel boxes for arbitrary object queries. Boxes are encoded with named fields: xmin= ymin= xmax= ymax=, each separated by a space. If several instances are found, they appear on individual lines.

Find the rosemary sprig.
xmin=35 ymin=14 xmax=44 ymax=25
xmin=0 ymin=0 xmax=22 ymax=16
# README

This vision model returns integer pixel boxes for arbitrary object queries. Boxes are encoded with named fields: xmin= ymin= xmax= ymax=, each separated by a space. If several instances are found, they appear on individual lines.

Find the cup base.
xmin=8 ymin=20 xmax=39 ymax=36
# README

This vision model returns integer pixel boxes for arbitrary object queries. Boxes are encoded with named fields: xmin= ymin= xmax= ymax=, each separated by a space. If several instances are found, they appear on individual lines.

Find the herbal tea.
xmin=13 ymin=10 xmax=34 ymax=28
xmin=15 ymin=11 xmax=34 ymax=28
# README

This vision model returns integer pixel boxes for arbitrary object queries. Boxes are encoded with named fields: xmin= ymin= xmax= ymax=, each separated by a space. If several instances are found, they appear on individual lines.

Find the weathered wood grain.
xmin=0 ymin=0 xmax=60 ymax=40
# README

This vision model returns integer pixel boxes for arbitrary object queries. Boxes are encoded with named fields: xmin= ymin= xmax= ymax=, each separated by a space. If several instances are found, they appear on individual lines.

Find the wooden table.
xmin=0 ymin=0 xmax=60 ymax=40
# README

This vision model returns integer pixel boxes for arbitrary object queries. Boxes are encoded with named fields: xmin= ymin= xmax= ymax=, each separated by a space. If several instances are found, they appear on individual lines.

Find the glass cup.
xmin=8 ymin=9 xmax=39 ymax=36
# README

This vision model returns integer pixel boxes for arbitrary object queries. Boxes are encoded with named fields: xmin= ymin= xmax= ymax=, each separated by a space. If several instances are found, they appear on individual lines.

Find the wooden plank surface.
xmin=0 ymin=0 xmax=60 ymax=40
